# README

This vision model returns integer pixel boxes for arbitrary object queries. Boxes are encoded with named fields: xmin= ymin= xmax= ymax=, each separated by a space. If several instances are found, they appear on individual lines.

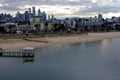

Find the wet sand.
xmin=0 ymin=32 xmax=120 ymax=50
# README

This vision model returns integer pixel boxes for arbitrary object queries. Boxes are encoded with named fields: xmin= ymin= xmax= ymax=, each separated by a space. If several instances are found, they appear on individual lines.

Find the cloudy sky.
xmin=0 ymin=0 xmax=120 ymax=18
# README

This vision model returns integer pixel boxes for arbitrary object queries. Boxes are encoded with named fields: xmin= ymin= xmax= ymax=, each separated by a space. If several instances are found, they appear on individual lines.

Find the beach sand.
xmin=0 ymin=32 xmax=120 ymax=50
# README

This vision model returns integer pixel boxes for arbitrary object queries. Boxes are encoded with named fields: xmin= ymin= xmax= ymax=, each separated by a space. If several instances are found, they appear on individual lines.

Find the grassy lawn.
xmin=0 ymin=33 xmax=88 ymax=39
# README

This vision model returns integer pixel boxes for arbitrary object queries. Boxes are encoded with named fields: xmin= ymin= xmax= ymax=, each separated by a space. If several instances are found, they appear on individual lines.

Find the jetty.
xmin=0 ymin=47 xmax=35 ymax=57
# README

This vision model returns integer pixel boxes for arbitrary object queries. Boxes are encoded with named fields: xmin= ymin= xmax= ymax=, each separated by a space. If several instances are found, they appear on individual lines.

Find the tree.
xmin=35 ymin=24 xmax=40 ymax=33
xmin=44 ymin=22 xmax=48 ymax=33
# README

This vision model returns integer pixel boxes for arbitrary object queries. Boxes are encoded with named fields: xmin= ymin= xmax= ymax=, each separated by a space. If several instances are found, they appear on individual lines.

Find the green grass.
xmin=0 ymin=33 xmax=88 ymax=39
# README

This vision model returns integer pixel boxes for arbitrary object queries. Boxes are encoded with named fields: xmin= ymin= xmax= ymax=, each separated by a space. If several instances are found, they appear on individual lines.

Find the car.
xmin=16 ymin=31 xmax=23 ymax=34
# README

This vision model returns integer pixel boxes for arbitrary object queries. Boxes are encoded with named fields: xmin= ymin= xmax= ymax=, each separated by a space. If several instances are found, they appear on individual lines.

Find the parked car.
xmin=16 ymin=31 xmax=23 ymax=34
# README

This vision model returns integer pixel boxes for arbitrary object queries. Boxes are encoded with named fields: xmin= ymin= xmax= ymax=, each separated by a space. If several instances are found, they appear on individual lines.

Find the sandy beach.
xmin=1 ymin=32 xmax=120 ymax=50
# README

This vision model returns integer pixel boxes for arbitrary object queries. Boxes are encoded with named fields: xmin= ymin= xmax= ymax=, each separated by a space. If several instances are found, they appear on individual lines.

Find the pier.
xmin=0 ymin=47 xmax=35 ymax=57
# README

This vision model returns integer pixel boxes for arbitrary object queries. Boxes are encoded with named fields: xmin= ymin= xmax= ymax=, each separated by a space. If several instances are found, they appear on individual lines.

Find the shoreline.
xmin=0 ymin=32 xmax=120 ymax=50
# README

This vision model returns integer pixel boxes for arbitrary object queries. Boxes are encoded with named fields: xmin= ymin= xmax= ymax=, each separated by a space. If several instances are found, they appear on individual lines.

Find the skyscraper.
xmin=42 ymin=11 xmax=46 ymax=22
xmin=38 ymin=9 xmax=41 ymax=16
xmin=16 ymin=11 xmax=20 ymax=18
xmin=29 ymin=8 xmax=31 ymax=14
xmin=98 ymin=14 xmax=103 ymax=18
xmin=48 ymin=15 xmax=50 ymax=21
xmin=16 ymin=11 xmax=24 ymax=21
xmin=24 ymin=11 xmax=29 ymax=21
xmin=51 ymin=14 xmax=54 ymax=20
xmin=32 ymin=6 xmax=36 ymax=16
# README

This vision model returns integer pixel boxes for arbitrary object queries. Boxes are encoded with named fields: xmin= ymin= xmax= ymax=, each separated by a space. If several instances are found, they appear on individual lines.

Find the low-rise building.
xmin=3 ymin=22 xmax=18 ymax=33
xmin=77 ymin=17 xmax=104 ymax=32
xmin=18 ymin=21 xmax=30 ymax=33
xmin=30 ymin=16 xmax=44 ymax=33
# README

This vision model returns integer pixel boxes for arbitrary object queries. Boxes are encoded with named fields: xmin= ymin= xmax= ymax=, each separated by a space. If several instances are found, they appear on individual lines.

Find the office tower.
xmin=24 ymin=11 xmax=29 ymax=21
xmin=38 ymin=9 xmax=41 ymax=16
xmin=98 ymin=14 xmax=103 ymax=18
xmin=48 ymin=15 xmax=50 ymax=21
xmin=16 ymin=11 xmax=21 ymax=21
xmin=32 ymin=6 xmax=36 ymax=16
xmin=29 ymin=8 xmax=31 ymax=14
xmin=16 ymin=11 xmax=20 ymax=18
xmin=51 ymin=14 xmax=54 ymax=20
xmin=42 ymin=11 xmax=46 ymax=22
xmin=16 ymin=11 xmax=24 ymax=21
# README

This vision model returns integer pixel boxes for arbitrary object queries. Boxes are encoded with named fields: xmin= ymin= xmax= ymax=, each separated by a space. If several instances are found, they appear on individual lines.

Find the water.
xmin=1 ymin=38 xmax=120 ymax=80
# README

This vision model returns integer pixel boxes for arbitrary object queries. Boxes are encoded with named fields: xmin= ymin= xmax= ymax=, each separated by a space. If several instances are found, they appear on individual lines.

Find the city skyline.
xmin=0 ymin=0 xmax=120 ymax=18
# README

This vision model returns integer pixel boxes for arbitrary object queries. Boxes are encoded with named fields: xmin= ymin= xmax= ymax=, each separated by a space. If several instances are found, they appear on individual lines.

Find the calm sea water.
xmin=1 ymin=38 xmax=120 ymax=80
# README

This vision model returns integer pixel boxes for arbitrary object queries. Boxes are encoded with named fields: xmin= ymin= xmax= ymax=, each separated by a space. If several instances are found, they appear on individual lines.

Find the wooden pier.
xmin=0 ymin=47 xmax=35 ymax=57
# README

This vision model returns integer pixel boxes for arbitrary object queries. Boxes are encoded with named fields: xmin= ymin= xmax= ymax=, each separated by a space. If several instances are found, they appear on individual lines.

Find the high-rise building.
xmin=29 ymin=8 xmax=31 ymax=14
xmin=98 ymin=14 xmax=103 ymax=18
xmin=51 ymin=14 xmax=54 ymax=20
xmin=32 ymin=6 xmax=36 ymax=16
xmin=42 ymin=11 xmax=46 ymax=22
xmin=24 ymin=11 xmax=29 ymax=21
xmin=16 ymin=11 xmax=24 ymax=22
xmin=48 ymin=15 xmax=50 ymax=21
xmin=38 ymin=9 xmax=41 ymax=16
xmin=16 ymin=11 xmax=20 ymax=18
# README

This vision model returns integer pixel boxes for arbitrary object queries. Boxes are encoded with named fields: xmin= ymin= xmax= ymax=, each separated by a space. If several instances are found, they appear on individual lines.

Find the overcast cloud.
xmin=0 ymin=0 xmax=119 ymax=18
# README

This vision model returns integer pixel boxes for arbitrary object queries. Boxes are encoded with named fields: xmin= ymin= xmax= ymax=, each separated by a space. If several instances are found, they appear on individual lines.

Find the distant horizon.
xmin=0 ymin=0 xmax=120 ymax=19
xmin=0 ymin=11 xmax=119 ymax=19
